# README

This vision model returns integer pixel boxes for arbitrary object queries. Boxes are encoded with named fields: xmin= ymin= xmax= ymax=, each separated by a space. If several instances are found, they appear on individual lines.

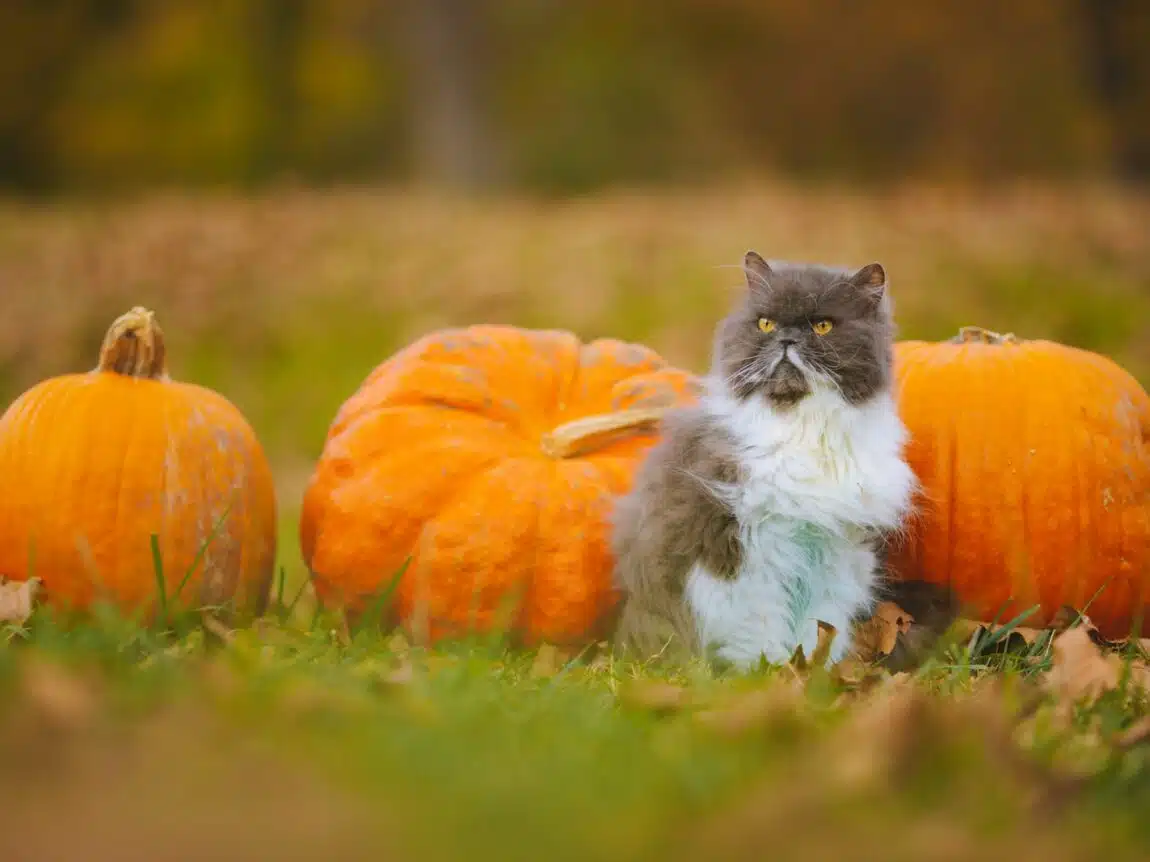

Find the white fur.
xmin=685 ymin=375 xmax=916 ymax=669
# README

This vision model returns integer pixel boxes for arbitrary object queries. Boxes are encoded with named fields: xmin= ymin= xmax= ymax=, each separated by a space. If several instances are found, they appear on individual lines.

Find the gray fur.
xmin=611 ymin=250 xmax=898 ymax=661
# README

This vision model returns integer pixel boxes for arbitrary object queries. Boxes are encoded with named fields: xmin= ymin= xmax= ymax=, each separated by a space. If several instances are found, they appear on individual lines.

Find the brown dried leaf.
xmin=1049 ymin=605 xmax=1126 ymax=649
xmin=380 ymin=662 xmax=415 ymax=687
xmin=824 ymin=674 xmax=923 ymax=790
xmin=386 ymin=631 xmax=411 ymax=656
xmin=19 ymin=656 xmax=99 ymax=730
xmin=0 ymin=576 xmax=40 ymax=625
xmin=851 ymin=601 xmax=914 ymax=662
xmin=530 ymin=643 xmax=567 ymax=679
xmin=1045 ymin=627 xmax=1123 ymax=706
xmin=1129 ymin=659 xmax=1150 ymax=694
xmin=1113 ymin=715 xmax=1150 ymax=749
xmin=200 ymin=612 xmax=236 ymax=647
xmin=617 ymin=680 xmax=692 ymax=714
xmin=829 ymin=656 xmax=879 ymax=688
xmin=810 ymin=620 xmax=836 ymax=668
xmin=693 ymin=681 xmax=805 ymax=737
xmin=334 ymin=612 xmax=352 ymax=647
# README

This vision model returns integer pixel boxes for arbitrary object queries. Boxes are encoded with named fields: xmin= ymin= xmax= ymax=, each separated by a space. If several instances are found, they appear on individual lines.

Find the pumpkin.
xmin=889 ymin=326 xmax=1150 ymax=637
xmin=0 ymin=307 xmax=277 ymax=617
xmin=300 ymin=324 xmax=701 ymax=644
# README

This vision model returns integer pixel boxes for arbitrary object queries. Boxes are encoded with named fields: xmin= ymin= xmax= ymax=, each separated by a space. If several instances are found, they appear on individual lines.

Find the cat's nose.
xmin=779 ymin=336 xmax=798 ymax=347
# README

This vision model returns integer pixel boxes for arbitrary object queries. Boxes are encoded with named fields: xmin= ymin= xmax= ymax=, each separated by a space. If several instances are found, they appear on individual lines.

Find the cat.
xmin=610 ymin=251 xmax=917 ymax=669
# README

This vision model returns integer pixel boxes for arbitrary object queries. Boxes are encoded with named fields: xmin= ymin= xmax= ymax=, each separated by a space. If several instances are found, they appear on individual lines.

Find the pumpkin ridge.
xmin=315 ymin=446 xmax=511 ymax=609
xmin=402 ymin=457 xmax=532 ymax=629
xmin=1014 ymin=351 xmax=1033 ymax=613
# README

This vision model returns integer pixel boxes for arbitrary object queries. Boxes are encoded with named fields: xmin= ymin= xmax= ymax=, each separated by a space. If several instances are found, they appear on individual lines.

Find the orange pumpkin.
xmin=890 ymin=326 xmax=1150 ymax=637
xmin=300 ymin=324 xmax=701 ymax=644
xmin=0 ymin=307 xmax=277 ymax=618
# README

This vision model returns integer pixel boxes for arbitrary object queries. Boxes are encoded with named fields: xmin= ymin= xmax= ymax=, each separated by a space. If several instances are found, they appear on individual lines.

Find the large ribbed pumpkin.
xmin=890 ymin=327 xmax=1150 ymax=637
xmin=300 ymin=325 xmax=701 ymax=644
xmin=0 ymin=307 xmax=277 ymax=618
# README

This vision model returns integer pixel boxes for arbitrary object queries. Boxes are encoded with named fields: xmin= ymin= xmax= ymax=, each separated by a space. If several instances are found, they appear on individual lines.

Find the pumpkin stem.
xmin=541 ymin=407 xmax=669 ymax=458
xmin=96 ymin=306 xmax=168 ymax=379
xmin=949 ymin=326 xmax=1020 ymax=345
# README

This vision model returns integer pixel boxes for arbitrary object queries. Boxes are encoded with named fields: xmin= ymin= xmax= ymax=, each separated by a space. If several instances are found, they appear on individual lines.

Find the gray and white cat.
xmin=611 ymin=251 xmax=916 ymax=669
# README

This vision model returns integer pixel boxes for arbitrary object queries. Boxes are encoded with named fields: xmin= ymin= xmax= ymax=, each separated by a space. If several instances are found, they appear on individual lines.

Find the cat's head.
xmin=713 ymin=251 xmax=894 ymax=407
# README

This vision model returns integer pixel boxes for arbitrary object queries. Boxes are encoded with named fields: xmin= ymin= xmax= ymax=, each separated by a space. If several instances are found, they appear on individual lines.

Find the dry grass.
xmin=3 ymin=184 xmax=1148 ymax=439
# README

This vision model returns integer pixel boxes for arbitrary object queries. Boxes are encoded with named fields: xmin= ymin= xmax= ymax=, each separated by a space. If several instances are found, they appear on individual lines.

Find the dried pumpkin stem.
xmin=541 ymin=406 xmax=669 ymax=459
xmin=96 ymin=306 xmax=168 ymax=379
xmin=949 ymin=325 xmax=1020 ymax=346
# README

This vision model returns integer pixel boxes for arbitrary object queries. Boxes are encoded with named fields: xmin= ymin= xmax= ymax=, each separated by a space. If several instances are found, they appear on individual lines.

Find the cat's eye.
xmin=812 ymin=319 xmax=833 ymax=335
xmin=757 ymin=318 xmax=777 ymax=334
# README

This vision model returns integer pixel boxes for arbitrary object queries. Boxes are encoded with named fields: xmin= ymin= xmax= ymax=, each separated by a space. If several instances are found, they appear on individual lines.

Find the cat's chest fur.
xmin=685 ymin=385 xmax=916 ymax=668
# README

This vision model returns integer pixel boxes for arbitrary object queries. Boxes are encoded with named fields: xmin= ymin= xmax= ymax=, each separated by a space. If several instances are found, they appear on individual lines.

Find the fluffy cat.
xmin=611 ymin=251 xmax=916 ymax=669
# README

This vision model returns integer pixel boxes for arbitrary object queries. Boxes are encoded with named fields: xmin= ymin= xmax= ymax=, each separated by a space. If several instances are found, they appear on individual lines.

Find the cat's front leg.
xmin=613 ymin=592 xmax=700 ymax=663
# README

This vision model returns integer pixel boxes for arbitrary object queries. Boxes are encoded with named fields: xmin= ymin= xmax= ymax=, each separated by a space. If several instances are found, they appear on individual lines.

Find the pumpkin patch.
xmin=0 ymin=307 xmax=277 ymax=618
xmin=300 ymin=324 xmax=701 ymax=645
xmin=888 ymin=327 xmax=1150 ymax=638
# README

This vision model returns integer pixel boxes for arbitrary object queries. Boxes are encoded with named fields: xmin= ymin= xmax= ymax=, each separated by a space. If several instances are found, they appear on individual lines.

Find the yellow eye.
xmin=758 ymin=318 xmax=776 ymax=334
xmin=812 ymin=319 xmax=833 ymax=335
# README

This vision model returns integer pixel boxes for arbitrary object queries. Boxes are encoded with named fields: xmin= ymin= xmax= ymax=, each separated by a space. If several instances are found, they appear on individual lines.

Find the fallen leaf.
xmin=824 ymin=675 xmax=924 ymax=790
xmin=200 ymin=612 xmax=235 ymax=647
xmin=334 ymin=613 xmax=352 ymax=647
xmin=380 ymin=662 xmax=415 ymax=687
xmin=1049 ymin=605 xmax=1125 ymax=649
xmin=956 ymin=619 xmax=1049 ymax=656
xmin=693 ymin=681 xmax=804 ymax=737
xmin=530 ymin=643 xmax=565 ymax=678
xmin=1129 ymin=659 xmax=1150 ymax=694
xmin=386 ymin=631 xmax=411 ymax=656
xmin=1113 ymin=715 xmax=1150 ymax=749
xmin=19 ymin=656 xmax=99 ymax=730
xmin=810 ymin=620 xmax=836 ymax=668
xmin=617 ymin=680 xmax=692 ymax=714
xmin=828 ymin=655 xmax=877 ymax=687
xmin=1045 ymin=627 xmax=1123 ymax=706
xmin=0 ymin=576 xmax=41 ymax=625
xmin=851 ymin=601 xmax=913 ymax=662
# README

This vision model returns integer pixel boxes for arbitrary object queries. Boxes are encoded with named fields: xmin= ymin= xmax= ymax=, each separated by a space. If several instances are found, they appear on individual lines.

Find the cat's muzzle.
xmin=763 ymin=355 xmax=811 ymax=405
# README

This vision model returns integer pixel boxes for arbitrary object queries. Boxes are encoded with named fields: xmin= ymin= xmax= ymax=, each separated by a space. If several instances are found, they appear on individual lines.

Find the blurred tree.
xmin=0 ymin=0 xmax=1145 ymax=193
xmin=397 ymin=0 xmax=501 ymax=188
xmin=248 ymin=0 xmax=308 ymax=182
xmin=1077 ymin=0 xmax=1150 ymax=182
xmin=0 ymin=0 xmax=134 ymax=192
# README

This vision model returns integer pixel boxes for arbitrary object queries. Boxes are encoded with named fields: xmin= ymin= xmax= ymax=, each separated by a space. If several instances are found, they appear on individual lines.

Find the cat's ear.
xmin=743 ymin=251 xmax=773 ymax=293
xmin=849 ymin=262 xmax=886 ymax=307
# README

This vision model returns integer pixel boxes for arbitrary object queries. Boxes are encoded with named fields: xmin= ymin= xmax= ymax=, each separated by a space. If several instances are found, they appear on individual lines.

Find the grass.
xmin=2 ymin=601 xmax=1148 ymax=861
xmin=1 ymin=182 xmax=1149 ymax=859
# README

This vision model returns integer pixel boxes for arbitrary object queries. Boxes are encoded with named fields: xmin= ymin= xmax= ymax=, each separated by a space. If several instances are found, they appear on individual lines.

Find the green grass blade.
xmin=173 ymin=496 xmax=236 ymax=603
xmin=973 ymin=603 xmax=1041 ymax=656
xmin=275 ymin=565 xmax=287 ymax=611
xmin=352 ymin=557 xmax=411 ymax=637
xmin=284 ymin=576 xmax=312 ymax=619
xmin=150 ymin=534 xmax=167 ymax=624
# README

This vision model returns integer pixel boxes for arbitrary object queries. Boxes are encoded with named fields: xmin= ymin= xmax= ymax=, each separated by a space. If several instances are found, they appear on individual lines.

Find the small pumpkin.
xmin=0 ymin=307 xmax=277 ymax=617
xmin=890 ymin=326 xmax=1150 ymax=637
xmin=300 ymin=324 xmax=701 ymax=644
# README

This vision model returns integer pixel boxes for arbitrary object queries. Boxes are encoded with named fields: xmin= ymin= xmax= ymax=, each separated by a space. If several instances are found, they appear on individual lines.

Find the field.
xmin=1 ymin=183 xmax=1149 ymax=860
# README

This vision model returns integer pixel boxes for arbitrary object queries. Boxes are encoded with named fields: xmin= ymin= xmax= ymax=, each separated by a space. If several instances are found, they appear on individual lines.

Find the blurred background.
xmin=1 ymin=0 xmax=1148 ymax=583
